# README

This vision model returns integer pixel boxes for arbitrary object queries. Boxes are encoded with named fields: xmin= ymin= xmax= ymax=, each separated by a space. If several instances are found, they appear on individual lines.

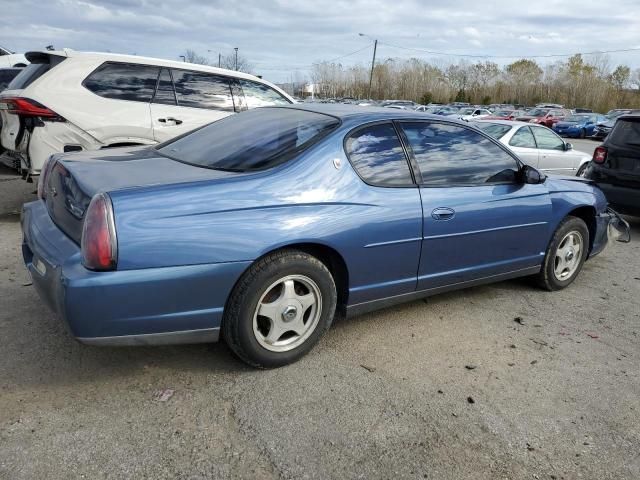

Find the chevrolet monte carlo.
xmin=21 ymin=105 xmax=630 ymax=367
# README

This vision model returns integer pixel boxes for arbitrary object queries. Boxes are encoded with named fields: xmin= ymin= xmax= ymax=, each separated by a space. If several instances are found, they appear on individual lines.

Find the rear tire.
xmin=222 ymin=249 xmax=337 ymax=368
xmin=536 ymin=216 xmax=589 ymax=291
xmin=576 ymin=163 xmax=588 ymax=177
xmin=579 ymin=128 xmax=586 ymax=139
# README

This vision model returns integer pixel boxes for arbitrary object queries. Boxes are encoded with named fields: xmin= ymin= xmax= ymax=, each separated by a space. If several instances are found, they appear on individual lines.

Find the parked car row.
xmin=0 ymin=49 xmax=294 ymax=179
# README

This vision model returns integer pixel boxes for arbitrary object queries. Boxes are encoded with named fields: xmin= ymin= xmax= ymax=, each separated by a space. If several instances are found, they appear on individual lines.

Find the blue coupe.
xmin=553 ymin=113 xmax=607 ymax=138
xmin=22 ymin=105 xmax=629 ymax=367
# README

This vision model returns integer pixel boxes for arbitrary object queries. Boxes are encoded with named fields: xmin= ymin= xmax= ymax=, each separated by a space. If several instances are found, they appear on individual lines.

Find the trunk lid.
xmin=44 ymin=146 xmax=246 ymax=244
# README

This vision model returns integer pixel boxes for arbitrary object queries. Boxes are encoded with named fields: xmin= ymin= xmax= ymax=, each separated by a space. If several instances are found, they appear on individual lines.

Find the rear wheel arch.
xmin=235 ymin=243 xmax=349 ymax=312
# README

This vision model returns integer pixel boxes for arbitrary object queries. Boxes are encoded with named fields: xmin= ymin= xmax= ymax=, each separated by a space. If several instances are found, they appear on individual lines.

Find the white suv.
xmin=0 ymin=49 xmax=293 ymax=178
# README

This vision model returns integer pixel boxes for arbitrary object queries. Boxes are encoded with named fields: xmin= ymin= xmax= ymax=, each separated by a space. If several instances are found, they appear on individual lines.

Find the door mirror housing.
xmin=521 ymin=165 xmax=546 ymax=184
xmin=564 ymin=142 xmax=573 ymax=151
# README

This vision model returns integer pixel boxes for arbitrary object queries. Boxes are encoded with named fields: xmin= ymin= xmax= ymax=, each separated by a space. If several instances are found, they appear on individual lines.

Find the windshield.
xmin=527 ymin=108 xmax=549 ymax=117
xmin=494 ymin=110 xmax=513 ymax=117
xmin=607 ymin=110 xmax=629 ymax=119
xmin=608 ymin=118 xmax=640 ymax=147
xmin=459 ymin=108 xmax=474 ymax=115
xmin=564 ymin=115 xmax=588 ymax=122
xmin=158 ymin=108 xmax=339 ymax=171
xmin=473 ymin=122 xmax=512 ymax=139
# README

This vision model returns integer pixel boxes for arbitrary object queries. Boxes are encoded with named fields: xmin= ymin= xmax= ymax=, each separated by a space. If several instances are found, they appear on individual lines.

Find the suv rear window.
xmin=0 ymin=69 xmax=21 ymax=91
xmin=158 ymin=107 xmax=339 ymax=171
xmin=7 ymin=54 xmax=66 ymax=90
xmin=83 ymin=62 xmax=159 ymax=102
xmin=608 ymin=118 xmax=640 ymax=147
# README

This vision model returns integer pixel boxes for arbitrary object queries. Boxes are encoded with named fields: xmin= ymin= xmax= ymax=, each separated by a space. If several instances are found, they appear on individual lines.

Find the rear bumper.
xmin=22 ymin=200 xmax=250 ymax=346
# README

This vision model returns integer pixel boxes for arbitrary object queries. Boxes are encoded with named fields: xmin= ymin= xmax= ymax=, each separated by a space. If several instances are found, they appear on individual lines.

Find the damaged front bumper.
xmin=591 ymin=207 xmax=631 ymax=257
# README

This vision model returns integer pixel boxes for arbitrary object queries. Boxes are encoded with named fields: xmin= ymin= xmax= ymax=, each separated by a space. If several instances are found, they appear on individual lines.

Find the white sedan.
xmin=473 ymin=120 xmax=592 ymax=176
xmin=449 ymin=107 xmax=493 ymax=121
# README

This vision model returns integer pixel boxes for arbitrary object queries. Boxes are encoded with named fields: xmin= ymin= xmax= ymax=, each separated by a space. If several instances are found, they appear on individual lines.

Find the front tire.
xmin=222 ymin=249 xmax=337 ymax=368
xmin=536 ymin=216 xmax=589 ymax=291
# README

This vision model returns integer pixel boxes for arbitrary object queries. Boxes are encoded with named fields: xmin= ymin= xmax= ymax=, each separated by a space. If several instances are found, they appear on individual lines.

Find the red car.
xmin=484 ymin=109 xmax=527 ymax=120
xmin=516 ymin=108 xmax=570 ymax=128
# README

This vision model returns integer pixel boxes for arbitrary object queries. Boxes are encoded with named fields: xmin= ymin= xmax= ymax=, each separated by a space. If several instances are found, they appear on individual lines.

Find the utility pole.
xmin=218 ymin=53 xmax=221 ymax=68
xmin=359 ymin=33 xmax=377 ymax=100
xmin=179 ymin=55 xmax=185 ymax=62
xmin=368 ymin=39 xmax=377 ymax=100
xmin=234 ymin=47 xmax=238 ymax=71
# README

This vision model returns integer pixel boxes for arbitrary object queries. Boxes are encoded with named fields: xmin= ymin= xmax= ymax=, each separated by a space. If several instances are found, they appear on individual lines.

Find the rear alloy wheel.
xmin=223 ymin=250 xmax=337 ymax=368
xmin=536 ymin=216 xmax=589 ymax=291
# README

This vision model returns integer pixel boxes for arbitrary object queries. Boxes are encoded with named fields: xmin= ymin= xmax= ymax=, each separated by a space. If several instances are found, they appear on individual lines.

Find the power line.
xmin=378 ymin=40 xmax=640 ymax=59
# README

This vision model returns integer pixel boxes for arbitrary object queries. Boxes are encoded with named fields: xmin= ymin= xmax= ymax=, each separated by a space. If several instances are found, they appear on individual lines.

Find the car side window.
xmin=171 ymin=69 xmax=234 ymax=111
xmin=509 ymin=126 xmax=537 ymax=148
xmin=83 ymin=62 xmax=160 ymax=102
xmin=400 ymin=121 xmax=518 ymax=186
xmin=531 ymin=127 xmax=564 ymax=150
xmin=345 ymin=123 xmax=414 ymax=187
xmin=152 ymin=68 xmax=176 ymax=106
xmin=238 ymin=80 xmax=291 ymax=108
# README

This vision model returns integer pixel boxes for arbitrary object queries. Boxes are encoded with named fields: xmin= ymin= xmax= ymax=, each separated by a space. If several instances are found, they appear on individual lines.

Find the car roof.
xmin=474 ymin=119 xmax=532 ymax=127
xmin=276 ymin=103 xmax=464 ymax=123
xmin=23 ymin=49 xmax=291 ymax=98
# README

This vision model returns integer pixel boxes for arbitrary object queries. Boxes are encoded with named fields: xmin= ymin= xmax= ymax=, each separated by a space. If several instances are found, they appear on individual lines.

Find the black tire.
xmin=576 ymin=163 xmax=588 ymax=177
xmin=579 ymin=128 xmax=586 ymax=139
xmin=222 ymin=249 xmax=337 ymax=368
xmin=536 ymin=216 xmax=589 ymax=291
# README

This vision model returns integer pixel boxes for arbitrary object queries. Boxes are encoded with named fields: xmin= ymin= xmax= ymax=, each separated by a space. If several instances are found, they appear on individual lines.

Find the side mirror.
xmin=565 ymin=142 xmax=573 ymax=151
xmin=521 ymin=165 xmax=546 ymax=184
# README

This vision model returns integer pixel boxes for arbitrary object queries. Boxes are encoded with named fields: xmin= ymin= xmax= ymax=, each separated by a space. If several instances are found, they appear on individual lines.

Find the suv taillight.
xmin=0 ymin=97 xmax=62 ymax=119
xmin=81 ymin=193 xmax=118 ymax=271
xmin=593 ymin=146 xmax=608 ymax=164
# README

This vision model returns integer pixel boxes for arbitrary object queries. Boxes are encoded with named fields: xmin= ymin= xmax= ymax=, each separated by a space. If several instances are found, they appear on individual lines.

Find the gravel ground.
xmin=1 ymin=163 xmax=639 ymax=480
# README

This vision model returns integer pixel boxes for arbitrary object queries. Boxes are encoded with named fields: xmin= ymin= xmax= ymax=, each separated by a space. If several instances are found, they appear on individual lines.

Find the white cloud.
xmin=0 ymin=0 xmax=639 ymax=82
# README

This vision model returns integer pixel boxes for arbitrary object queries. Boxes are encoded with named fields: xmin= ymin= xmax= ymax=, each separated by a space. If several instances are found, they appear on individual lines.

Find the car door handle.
xmin=431 ymin=207 xmax=455 ymax=221
xmin=157 ymin=117 xmax=183 ymax=125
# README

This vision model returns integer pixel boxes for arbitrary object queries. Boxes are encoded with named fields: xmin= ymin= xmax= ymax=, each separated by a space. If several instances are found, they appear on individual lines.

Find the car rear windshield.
xmin=608 ymin=118 xmax=640 ymax=147
xmin=6 ymin=54 xmax=66 ymax=90
xmin=157 ymin=107 xmax=340 ymax=172
xmin=473 ymin=122 xmax=512 ymax=139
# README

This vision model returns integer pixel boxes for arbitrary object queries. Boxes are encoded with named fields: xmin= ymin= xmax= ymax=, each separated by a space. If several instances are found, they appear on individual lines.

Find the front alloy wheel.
xmin=536 ymin=216 xmax=589 ymax=291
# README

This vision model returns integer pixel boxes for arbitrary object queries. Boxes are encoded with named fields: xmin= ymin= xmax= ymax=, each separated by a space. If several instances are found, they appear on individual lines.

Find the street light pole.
xmin=234 ymin=47 xmax=238 ymax=71
xmin=179 ymin=55 xmax=185 ymax=62
xmin=359 ymin=33 xmax=377 ymax=100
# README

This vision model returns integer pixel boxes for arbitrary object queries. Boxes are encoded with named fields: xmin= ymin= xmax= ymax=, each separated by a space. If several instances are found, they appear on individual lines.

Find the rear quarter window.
xmin=83 ymin=62 xmax=160 ymax=102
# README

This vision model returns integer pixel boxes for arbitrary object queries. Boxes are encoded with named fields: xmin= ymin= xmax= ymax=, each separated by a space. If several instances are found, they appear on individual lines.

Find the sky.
xmin=2 ymin=0 xmax=640 ymax=83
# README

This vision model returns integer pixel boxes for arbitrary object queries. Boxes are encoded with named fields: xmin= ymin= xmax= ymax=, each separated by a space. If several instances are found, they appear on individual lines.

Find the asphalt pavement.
xmin=1 ymin=163 xmax=639 ymax=480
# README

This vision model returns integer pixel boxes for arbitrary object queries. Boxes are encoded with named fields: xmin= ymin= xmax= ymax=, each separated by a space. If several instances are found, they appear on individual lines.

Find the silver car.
xmin=474 ymin=120 xmax=592 ymax=176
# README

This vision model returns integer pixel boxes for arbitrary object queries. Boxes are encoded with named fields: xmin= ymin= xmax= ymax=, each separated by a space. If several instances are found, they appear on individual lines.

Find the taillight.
xmin=593 ymin=146 xmax=607 ymax=164
xmin=81 ymin=193 xmax=117 ymax=271
xmin=37 ymin=156 xmax=55 ymax=200
xmin=0 ymin=97 xmax=62 ymax=119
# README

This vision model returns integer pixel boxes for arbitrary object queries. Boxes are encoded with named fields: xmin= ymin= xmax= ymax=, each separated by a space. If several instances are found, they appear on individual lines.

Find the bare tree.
xmin=182 ymin=49 xmax=211 ymax=65
xmin=220 ymin=51 xmax=253 ymax=73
